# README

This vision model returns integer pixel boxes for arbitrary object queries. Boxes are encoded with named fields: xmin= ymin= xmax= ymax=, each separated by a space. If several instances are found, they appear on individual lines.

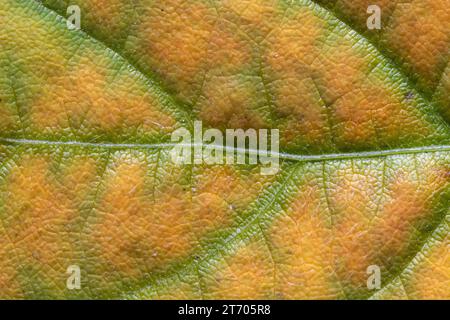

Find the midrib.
xmin=3 ymin=137 xmax=450 ymax=162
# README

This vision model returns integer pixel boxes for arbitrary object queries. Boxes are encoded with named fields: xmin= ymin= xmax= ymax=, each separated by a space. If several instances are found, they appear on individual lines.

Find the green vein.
xmin=125 ymin=162 xmax=302 ymax=299
xmin=301 ymin=0 xmax=450 ymax=131
xmin=308 ymin=0 xmax=449 ymax=103
xmin=34 ymin=0 xmax=450 ymax=134
xmin=368 ymin=216 xmax=449 ymax=300
xmin=20 ymin=0 xmax=195 ymax=129
xmin=3 ymin=137 xmax=450 ymax=163
xmin=2 ymin=0 xmax=449 ymax=300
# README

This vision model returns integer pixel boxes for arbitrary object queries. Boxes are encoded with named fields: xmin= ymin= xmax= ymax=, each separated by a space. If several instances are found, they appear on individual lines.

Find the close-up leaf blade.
xmin=0 ymin=0 xmax=449 ymax=300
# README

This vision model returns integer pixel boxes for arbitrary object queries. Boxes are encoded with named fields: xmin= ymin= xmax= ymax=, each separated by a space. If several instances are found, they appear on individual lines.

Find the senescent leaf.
xmin=0 ymin=0 xmax=448 ymax=299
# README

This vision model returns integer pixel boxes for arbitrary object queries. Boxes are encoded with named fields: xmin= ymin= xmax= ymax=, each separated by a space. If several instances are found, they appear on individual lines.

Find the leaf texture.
xmin=0 ymin=0 xmax=449 ymax=299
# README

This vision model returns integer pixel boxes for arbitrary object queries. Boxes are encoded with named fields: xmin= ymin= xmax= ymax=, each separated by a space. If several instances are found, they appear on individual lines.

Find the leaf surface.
xmin=0 ymin=0 xmax=449 ymax=299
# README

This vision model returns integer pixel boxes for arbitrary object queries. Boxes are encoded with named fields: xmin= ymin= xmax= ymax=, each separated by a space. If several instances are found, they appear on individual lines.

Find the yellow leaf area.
xmin=0 ymin=0 xmax=449 ymax=299
xmin=315 ymin=0 xmax=450 ymax=121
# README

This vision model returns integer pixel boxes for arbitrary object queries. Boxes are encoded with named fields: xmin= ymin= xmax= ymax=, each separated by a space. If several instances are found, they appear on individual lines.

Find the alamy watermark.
xmin=367 ymin=265 xmax=381 ymax=290
xmin=66 ymin=5 xmax=81 ymax=30
xmin=170 ymin=121 xmax=280 ymax=175
xmin=66 ymin=265 xmax=81 ymax=290
xmin=367 ymin=5 xmax=382 ymax=30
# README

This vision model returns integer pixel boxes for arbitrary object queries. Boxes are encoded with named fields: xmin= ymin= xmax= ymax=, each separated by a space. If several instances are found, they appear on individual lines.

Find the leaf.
xmin=0 ymin=0 xmax=449 ymax=299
